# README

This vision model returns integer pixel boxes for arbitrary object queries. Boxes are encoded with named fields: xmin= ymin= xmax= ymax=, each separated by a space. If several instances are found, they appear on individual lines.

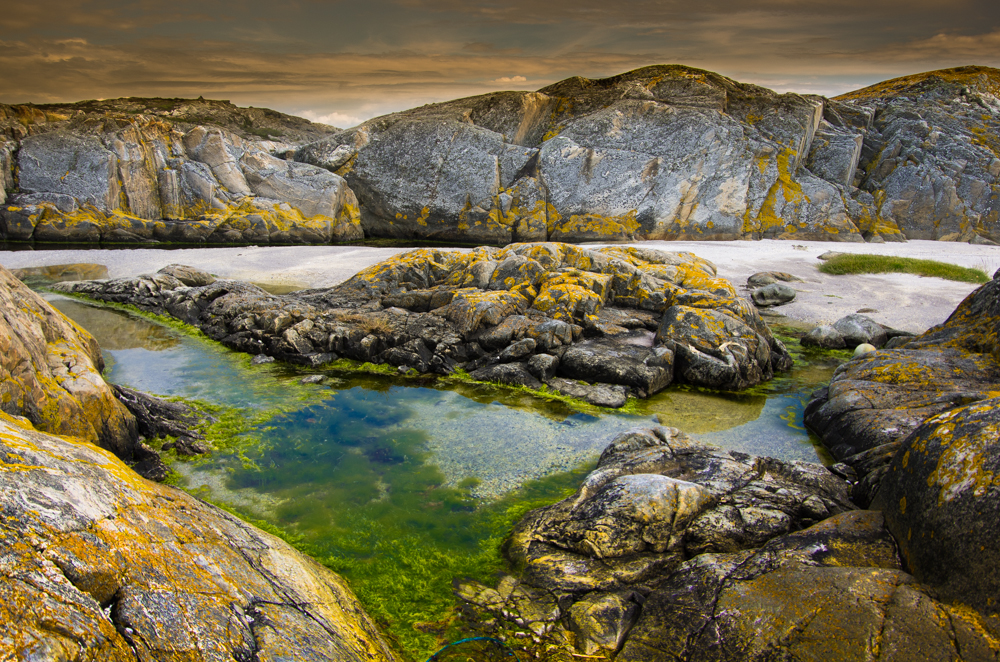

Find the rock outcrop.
xmin=4 ymin=65 xmax=998 ymax=246
xmin=298 ymin=65 xmax=876 ymax=244
xmin=454 ymin=427 xmax=1000 ymax=660
xmin=0 ymin=99 xmax=361 ymax=245
xmin=55 ymin=243 xmax=793 ymax=400
xmin=806 ymin=274 xmax=1000 ymax=628
xmin=839 ymin=66 xmax=1000 ymax=242
xmin=0 ymin=410 xmax=400 ymax=661
xmin=0 ymin=264 xmax=137 ymax=458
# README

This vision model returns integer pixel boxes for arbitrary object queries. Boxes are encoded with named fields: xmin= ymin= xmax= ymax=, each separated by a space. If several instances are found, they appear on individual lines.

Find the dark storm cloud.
xmin=0 ymin=0 xmax=996 ymax=124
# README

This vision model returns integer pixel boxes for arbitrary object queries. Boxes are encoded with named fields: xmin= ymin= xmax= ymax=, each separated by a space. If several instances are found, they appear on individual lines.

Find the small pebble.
xmin=853 ymin=343 xmax=876 ymax=358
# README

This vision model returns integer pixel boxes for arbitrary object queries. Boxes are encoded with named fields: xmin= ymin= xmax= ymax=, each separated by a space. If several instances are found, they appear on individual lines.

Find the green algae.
xmin=45 ymin=294 xmax=848 ymax=661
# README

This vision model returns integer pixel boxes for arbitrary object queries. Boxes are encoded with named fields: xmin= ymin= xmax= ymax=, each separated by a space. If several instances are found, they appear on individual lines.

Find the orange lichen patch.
xmin=445 ymin=289 xmax=529 ymax=334
xmin=674 ymin=264 xmax=736 ymax=298
xmin=531 ymin=271 xmax=612 ymax=325
xmin=744 ymin=149 xmax=809 ymax=236
xmin=835 ymin=66 xmax=1000 ymax=102
xmin=911 ymin=403 xmax=1000 ymax=505
xmin=353 ymin=248 xmax=469 ymax=293
xmin=548 ymin=211 xmax=640 ymax=242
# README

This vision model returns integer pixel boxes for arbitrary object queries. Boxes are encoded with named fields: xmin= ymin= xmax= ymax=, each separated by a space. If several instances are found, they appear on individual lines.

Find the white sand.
xmin=3 ymin=239 xmax=999 ymax=333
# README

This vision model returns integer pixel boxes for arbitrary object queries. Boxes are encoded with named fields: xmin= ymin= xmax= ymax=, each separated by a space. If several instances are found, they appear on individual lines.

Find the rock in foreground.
xmin=806 ymin=274 xmax=1000 ymax=624
xmin=455 ymin=427 xmax=999 ymax=660
xmin=0 ymin=264 xmax=137 ymax=458
xmin=56 ymin=243 xmax=793 ymax=399
xmin=0 ymin=410 xmax=399 ymax=661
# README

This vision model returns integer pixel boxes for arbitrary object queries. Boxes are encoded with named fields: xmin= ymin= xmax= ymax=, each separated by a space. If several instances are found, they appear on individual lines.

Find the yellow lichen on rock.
xmin=0 ymin=265 xmax=136 ymax=455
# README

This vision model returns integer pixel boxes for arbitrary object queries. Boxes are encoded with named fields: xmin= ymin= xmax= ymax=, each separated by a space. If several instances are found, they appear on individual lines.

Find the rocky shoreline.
xmin=3 ymin=240 xmax=1000 ymax=659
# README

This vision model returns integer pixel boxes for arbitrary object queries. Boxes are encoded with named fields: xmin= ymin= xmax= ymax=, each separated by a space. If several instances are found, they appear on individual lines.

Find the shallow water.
xmin=47 ymin=294 xmax=841 ymax=658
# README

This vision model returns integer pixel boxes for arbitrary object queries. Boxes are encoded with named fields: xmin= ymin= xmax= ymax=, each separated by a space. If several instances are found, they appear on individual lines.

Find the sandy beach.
xmin=3 ymin=239 xmax=998 ymax=334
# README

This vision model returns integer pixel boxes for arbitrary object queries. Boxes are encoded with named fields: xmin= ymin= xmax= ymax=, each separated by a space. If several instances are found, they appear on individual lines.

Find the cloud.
xmin=298 ymin=109 xmax=366 ymax=128
xmin=492 ymin=75 xmax=527 ymax=83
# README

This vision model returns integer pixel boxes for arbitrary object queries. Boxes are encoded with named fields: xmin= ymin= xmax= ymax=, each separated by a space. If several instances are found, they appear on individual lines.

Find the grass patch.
xmin=818 ymin=254 xmax=989 ymax=283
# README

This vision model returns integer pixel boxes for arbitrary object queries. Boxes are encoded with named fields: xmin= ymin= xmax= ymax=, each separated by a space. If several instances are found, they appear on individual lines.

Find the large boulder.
xmin=455 ymin=427 xmax=1000 ymax=659
xmin=0 ymin=264 xmax=137 ymax=458
xmin=0 ymin=410 xmax=399 ymax=661
xmin=298 ymin=65 xmax=874 ymax=244
xmin=873 ymin=397 xmax=1000 ymax=616
xmin=55 ymin=243 xmax=793 ymax=400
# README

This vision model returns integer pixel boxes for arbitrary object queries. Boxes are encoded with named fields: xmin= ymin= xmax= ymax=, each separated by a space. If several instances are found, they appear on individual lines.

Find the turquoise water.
xmin=47 ymin=294 xmax=838 ymax=658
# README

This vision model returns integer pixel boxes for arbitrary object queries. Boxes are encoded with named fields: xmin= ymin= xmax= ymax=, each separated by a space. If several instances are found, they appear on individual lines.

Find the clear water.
xmin=47 ymin=294 xmax=840 ymax=659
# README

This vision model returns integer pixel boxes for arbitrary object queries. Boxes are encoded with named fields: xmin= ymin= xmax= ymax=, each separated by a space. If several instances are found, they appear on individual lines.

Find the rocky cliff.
xmin=0 ymin=98 xmax=362 ymax=245
xmin=3 ymin=65 xmax=997 ymax=246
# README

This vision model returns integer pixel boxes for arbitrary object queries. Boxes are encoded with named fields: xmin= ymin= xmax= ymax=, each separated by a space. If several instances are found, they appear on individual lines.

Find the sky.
xmin=1 ymin=0 xmax=998 ymax=128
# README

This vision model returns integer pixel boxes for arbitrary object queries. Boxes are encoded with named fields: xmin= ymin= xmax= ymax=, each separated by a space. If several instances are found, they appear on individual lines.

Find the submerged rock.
xmin=55 ymin=243 xmax=793 ymax=403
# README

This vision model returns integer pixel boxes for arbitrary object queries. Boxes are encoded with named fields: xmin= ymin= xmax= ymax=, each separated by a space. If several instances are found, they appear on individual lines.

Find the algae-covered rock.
xmin=0 ymin=264 xmax=137 ymax=457
xmin=56 ymin=243 xmax=792 ymax=400
xmin=0 ymin=411 xmax=399 ymax=661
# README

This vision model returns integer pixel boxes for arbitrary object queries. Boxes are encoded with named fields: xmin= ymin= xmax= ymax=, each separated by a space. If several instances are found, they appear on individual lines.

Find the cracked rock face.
xmin=0 ymin=410 xmax=400 ymax=662
xmin=0 ymin=105 xmax=361 ymax=245
xmin=54 ymin=243 xmax=792 ymax=400
xmin=298 ymin=64 xmax=873 ymax=244
xmin=841 ymin=66 xmax=1000 ymax=243
xmin=0 ymin=264 xmax=137 ymax=458
xmin=455 ymin=428 xmax=1000 ymax=659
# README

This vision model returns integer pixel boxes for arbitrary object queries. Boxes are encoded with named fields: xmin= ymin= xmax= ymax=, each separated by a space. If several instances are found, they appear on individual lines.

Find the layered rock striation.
xmin=55 ymin=243 xmax=792 ymax=403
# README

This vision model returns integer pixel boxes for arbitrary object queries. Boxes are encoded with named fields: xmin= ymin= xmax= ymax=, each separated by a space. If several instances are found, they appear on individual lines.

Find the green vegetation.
xmin=818 ymin=253 xmax=989 ymax=283
xmin=185 ymin=391 xmax=592 ymax=660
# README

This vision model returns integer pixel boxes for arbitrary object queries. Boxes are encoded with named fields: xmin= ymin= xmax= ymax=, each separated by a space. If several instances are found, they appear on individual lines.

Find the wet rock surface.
xmin=801 ymin=312 xmax=915 ymax=350
xmin=54 ymin=243 xmax=793 ymax=401
xmin=0 ymin=411 xmax=400 ymax=662
xmin=455 ymin=427 xmax=1000 ymax=660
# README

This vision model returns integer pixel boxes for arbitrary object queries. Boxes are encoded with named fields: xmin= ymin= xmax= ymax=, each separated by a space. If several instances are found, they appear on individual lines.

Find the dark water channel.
xmin=48 ymin=294 xmax=842 ymax=659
